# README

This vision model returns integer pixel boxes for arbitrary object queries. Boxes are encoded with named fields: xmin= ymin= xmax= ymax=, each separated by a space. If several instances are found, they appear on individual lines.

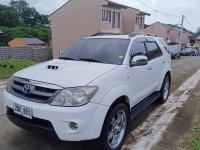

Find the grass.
xmin=182 ymin=105 xmax=200 ymax=150
xmin=0 ymin=59 xmax=37 ymax=79
xmin=182 ymin=125 xmax=200 ymax=150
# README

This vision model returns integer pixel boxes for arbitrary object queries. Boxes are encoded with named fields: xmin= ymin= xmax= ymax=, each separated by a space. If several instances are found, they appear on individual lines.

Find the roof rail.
xmin=129 ymin=32 xmax=157 ymax=37
xmin=92 ymin=32 xmax=121 ymax=36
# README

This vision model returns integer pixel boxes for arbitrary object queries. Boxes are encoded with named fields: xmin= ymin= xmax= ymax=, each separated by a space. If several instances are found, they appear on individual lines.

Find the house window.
xmin=136 ymin=16 xmax=144 ymax=30
xmin=102 ymin=9 xmax=111 ymax=22
xmin=112 ymin=11 xmax=120 ymax=28
xmin=136 ymin=17 xmax=140 ymax=25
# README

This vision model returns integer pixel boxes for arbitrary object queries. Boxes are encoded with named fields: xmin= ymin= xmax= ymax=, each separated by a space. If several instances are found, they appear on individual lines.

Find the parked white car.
xmin=3 ymin=33 xmax=171 ymax=150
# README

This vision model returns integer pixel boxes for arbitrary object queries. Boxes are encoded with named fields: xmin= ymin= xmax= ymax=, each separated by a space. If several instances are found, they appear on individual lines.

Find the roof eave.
xmin=106 ymin=0 xmax=128 ymax=9
xmin=49 ymin=0 xmax=72 ymax=18
xmin=139 ymin=11 xmax=151 ymax=16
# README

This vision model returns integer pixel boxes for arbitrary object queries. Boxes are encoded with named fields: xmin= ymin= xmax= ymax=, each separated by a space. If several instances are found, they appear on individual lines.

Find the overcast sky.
xmin=1 ymin=0 xmax=199 ymax=32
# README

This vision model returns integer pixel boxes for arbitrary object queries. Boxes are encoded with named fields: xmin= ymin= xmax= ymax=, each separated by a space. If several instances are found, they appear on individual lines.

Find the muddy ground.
xmin=0 ymin=57 xmax=200 ymax=150
xmin=151 ymin=82 xmax=200 ymax=150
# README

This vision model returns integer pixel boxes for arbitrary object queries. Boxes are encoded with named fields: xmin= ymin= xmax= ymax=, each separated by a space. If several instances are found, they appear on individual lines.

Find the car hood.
xmin=14 ymin=59 xmax=118 ymax=87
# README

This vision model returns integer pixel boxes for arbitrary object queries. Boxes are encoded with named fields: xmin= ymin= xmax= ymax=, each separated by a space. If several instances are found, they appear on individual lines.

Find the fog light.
xmin=69 ymin=122 xmax=78 ymax=130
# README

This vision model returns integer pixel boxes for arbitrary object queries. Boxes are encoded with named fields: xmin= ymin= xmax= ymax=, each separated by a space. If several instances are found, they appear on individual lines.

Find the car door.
xmin=129 ymin=38 xmax=153 ymax=106
xmin=145 ymin=38 xmax=164 ymax=91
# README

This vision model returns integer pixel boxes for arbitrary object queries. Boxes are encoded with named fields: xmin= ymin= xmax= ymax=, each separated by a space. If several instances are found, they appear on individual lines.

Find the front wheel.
xmin=100 ymin=103 xmax=129 ymax=150
xmin=158 ymin=75 xmax=171 ymax=104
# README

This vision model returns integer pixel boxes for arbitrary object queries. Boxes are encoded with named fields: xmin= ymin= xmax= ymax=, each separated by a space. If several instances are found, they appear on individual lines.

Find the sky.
xmin=1 ymin=0 xmax=199 ymax=32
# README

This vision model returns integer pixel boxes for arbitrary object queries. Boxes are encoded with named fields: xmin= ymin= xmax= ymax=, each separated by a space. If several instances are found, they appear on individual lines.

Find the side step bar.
xmin=130 ymin=92 xmax=161 ymax=120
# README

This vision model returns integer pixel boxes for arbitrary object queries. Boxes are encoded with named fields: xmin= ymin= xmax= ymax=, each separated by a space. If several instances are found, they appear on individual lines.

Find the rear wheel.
xmin=100 ymin=103 xmax=129 ymax=150
xmin=158 ymin=75 xmax=171 ymax=104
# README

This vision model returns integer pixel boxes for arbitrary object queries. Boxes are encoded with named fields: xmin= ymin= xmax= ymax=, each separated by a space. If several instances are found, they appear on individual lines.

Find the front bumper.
xmin=3 ymin=91 xmax=109 ymax=141
xmin=7 ymin=107 xmax=58 ymax=137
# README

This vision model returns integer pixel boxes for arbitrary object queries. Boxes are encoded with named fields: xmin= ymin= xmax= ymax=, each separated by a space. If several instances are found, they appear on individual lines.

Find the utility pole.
xmin=179 ymin=15 xmax=184 ymax=51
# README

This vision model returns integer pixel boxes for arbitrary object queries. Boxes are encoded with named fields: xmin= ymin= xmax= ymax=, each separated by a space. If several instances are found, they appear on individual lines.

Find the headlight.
xmin=50 ymin=86 xmax=98 ymax=107
xmin=6 ymin=76 xmax=13 ymax=93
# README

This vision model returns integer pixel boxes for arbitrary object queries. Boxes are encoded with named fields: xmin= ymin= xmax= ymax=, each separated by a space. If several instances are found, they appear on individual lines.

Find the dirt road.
xmin=0 ymin=57 xmax=200 ymax=150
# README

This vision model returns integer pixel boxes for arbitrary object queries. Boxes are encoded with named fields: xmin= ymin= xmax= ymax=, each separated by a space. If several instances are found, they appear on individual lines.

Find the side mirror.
xmin=130 ymin=55 xmax=148 ymax=67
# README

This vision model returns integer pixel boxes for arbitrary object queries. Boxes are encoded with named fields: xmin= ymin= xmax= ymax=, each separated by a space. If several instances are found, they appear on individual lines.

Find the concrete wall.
xmin=144 ymin=22 xmax=169 ymax=40
xmin=182 ymin=32 xmax=190 ymax=45
xmin=49 ymin=0 xmax=148 ymax=58
xmin=122 ymin=8 xmax=143 ymax=34
xmin=168 ymin=30 xmax=179 ymax=43
xmin=49 ymin=0 xmax=107 ymax=58
xmin=0 ymin=46 xmax=52 ymax=62
xmin=144 ymin=22 xmax=190 ymax=45
xmin=101 ymin=6 xmax=122 ymax=34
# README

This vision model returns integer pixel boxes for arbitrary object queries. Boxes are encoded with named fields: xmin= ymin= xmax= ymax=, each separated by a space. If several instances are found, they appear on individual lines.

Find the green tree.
xmin=22 ymin=7 xmax=40 ymax=26
xmin=0 ymin=9 xmax=19 ymax=27
xmin=9 ymin=0 xmax=49 ymax=26
xmin=39 ymin=14 xmax=50 ymax=25
xmin=0 ymin=26 xmax=50 ymax=46
xmin=10 ymin=0 xmax=29 ymax=14
xmin=196 ymin=27 xmax=200 ymax=37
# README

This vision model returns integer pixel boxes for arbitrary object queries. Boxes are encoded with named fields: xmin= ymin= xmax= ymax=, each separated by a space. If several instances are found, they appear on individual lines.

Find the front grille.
xmin=11 ymin=77 xmax=62 ymax=103
xmin=7 ymin=107 xmax=54 ymax=129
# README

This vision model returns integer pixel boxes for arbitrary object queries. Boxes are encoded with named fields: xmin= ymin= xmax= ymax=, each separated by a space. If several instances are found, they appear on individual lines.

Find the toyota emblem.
xmin=23 ymin=84 xmax=35 ymax=95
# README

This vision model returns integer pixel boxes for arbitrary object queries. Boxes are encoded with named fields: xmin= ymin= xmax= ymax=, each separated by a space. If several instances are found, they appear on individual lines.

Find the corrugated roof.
xmin=49 ymin=0 xmax=151 ymax=17
xmin=18 ymin=38 xmax=45 ymax=45
xmin=196 ymin=35 xmax=200 ymax=40
xmin=107 ymin=0 xmax=150 ymax=16
xmin=163 ymin=24 xmax=174 ymax=30
xmin=139 ymin=11 xmax=151 ymax=16
xmin=107 ymin=0 xmax=128 ymax=9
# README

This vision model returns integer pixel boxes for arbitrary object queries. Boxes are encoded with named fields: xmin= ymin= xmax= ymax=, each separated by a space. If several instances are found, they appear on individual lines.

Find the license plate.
xmin=13 ymin=103 xmax=33 ymax=119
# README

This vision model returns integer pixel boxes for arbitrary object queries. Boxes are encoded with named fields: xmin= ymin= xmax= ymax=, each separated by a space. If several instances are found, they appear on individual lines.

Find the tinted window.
xmin=62 ymin=39 xmax=86 ymax=60
xmin=60 ymin=38 xmax=130 ymax=65
xmin=146 ymin=41 xmax=162 ymax=60
xmin=131 ymin=41 xmax=147 ymax=56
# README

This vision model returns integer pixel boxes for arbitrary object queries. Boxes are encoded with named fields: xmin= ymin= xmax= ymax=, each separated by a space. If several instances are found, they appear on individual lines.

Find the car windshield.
xmin=59 ymin=38 xmax=130 ymax=65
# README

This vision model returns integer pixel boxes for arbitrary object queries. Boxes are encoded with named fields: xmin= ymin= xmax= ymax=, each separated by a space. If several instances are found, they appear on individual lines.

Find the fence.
xmin=0 ymin=46 xmax=53 ymax=62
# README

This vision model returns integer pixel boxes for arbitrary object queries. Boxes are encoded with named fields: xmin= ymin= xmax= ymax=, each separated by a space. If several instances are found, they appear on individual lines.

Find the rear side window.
xmin=146 ymin=41 xmax=162 ymax=60
xmin=158 ymin=38 xmax=169 ymax=53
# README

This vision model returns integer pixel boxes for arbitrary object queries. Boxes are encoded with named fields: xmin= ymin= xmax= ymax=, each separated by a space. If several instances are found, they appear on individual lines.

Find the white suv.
xmin=3 ymin=33 xmax=171 ymax=150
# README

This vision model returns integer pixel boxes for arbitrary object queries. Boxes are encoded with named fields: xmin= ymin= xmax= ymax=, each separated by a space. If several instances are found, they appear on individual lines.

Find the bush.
xmin=0 ymin=25 xmax=50 ymax=46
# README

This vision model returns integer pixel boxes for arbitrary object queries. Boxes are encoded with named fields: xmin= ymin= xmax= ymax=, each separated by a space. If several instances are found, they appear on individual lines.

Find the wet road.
xmin=1 ymin=57 xmax=200 ymax=150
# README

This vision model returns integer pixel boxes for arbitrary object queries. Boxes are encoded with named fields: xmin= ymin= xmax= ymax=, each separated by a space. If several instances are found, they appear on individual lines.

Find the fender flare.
xmin=89 ymin=84 xmax=132 ymax=139
xmin=158 ymin=67 xmax=171 ymax=91
xmin=100 ymin=84 xmax=132 ymax=107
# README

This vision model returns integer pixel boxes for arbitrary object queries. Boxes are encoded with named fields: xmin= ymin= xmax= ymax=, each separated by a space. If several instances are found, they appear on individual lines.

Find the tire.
xmin=158 ymin=75 xmax=171 ymax=104
xmin=100 ymin=103 xmax=129 ymax=150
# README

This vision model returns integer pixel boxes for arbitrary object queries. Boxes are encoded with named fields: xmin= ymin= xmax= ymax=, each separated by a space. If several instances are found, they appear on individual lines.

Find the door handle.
xmin=148 ymin=67 xmax=152 ymax=71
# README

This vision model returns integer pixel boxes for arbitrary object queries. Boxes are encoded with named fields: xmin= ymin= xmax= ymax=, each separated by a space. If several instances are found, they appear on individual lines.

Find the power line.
xmin=185 ymin=17 xmax=197 ymax=32
xmin=121 ymin=0 xmax=196 ymax=33
xmin=134 ymin=0 xmax=181 ymax=18
xmin=135 ymin=0 xmax=156 ymax=11
xmin=156 ymin=11 xmax=180 ymax=18
xmin=174 ymin=20 xmax=182 ymax=26
xmin=152 ymin=10 xmax=158 ymax=24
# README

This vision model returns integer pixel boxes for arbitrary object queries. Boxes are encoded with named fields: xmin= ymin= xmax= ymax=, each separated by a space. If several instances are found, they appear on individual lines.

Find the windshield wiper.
xmin=79 ymin=58 xmax=103 ymax=63
xmin=59 ymin=57 xmax=77 ymax=61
